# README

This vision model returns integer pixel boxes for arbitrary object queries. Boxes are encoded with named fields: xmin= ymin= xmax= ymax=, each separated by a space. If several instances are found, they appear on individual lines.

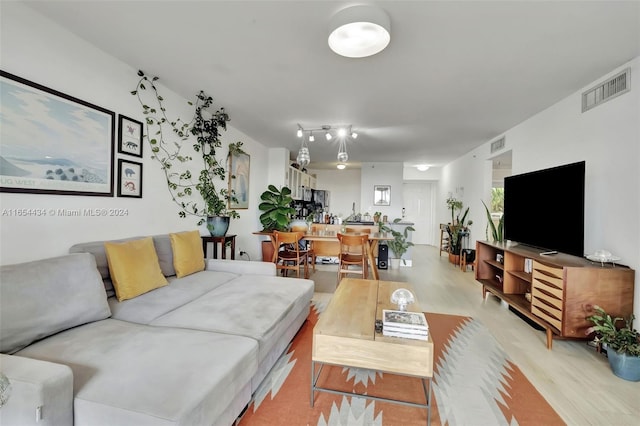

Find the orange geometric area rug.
xmin=237 ymin=301 xmax=565 ymax=426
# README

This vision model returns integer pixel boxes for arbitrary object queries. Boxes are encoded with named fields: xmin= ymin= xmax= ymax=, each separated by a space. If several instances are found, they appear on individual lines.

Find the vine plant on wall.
xmin=131 ymin=70 xmax=245 ymax=226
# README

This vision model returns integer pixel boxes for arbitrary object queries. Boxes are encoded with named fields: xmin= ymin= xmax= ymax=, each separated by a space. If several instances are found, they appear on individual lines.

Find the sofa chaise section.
xmin=15 ymin=319 xmax=258 ymax=426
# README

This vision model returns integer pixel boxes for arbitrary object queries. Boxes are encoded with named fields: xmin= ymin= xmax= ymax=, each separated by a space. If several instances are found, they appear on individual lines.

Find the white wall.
xmin=439 ymin=57 xmax=640 ymax=320
xmin=360 ymin=162 xmax=404 ymax=221
xmin=309 ymin=168 xmax=361 ymax=220
xmin=0 ymin=3 xmax=269 ymax=264
xmin=311 ymin=163 xmax=407 ymax=222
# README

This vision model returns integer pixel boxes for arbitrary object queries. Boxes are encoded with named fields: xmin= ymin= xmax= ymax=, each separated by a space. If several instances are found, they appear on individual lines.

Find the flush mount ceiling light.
xmin=416 ymin=164 xmax=430 ymax=171
xmin=337 ymin=163 xmax=347 ymax=170
xmin=328 ymin=5 xmax=391 ymax=58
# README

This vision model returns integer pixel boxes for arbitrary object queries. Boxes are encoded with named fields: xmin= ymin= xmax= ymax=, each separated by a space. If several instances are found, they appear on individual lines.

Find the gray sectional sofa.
xmin=0 ymin=234 xmax=314 ymax=426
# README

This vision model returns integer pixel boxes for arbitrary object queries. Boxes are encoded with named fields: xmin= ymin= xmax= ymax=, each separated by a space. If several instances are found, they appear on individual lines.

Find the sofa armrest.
xmin=0 ymin=354 xmax=73 ymax=426
xmin=205 ymin=259 xmax=276 ymax=276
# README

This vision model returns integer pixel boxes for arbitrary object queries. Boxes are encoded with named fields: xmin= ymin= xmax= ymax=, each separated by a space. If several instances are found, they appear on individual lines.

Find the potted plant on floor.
xmin=132 ymin=70 xmax=246 ymax=236
xmin=381 ymin=218 xmax=415 ymax=268
xmin=482 ymin=200 xmax=504 ymax=242
xmin=446 ymin=197 xmax=473 ymax=264
xmin=258 ymin=185 xmax=295 ymax=261
xmin=586 ymin=306 xmax=640 ymax=381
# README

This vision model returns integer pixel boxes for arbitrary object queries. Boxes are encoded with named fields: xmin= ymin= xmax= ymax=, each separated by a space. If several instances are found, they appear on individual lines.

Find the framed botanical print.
xmin=117 ymin=159 xmax=142 ymax=198
xmin=0 ymin=70 xmax=115 ymax=196
xmin=228 ymin=150 xmax=250 ymax=209
xmin=118 ymin=114 xmax=143 ymax=158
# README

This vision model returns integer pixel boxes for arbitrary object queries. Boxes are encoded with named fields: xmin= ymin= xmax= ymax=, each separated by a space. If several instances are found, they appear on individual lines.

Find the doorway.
xmin=402 ymin=182 xmax=436 ymax=245
xmin=490 ymin=151 xmax=512 ymax=225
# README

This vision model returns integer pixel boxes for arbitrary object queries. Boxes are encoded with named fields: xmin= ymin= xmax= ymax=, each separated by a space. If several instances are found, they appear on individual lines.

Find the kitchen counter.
xmin=307 ymin=222 xmax=414 ymax=266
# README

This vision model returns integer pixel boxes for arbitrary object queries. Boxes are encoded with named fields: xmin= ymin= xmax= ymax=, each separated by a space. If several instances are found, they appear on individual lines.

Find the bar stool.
xmin=461 ymin=249 xmax=476 ymax=272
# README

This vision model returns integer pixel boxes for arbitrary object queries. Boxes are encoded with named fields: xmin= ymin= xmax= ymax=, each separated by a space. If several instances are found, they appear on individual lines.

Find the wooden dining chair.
xmin=336 ymin=233 xmax=369 ymax=281
xmin=290 ymin=224 xmax=315 ymax=275
xmin=345 ymin=228 xmax=373 ymax=268
xmin=273 ymin=230 xmax=309 ymax=278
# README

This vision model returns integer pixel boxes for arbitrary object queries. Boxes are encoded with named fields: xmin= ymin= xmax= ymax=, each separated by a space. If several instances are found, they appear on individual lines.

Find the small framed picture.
xmin=374 ymin=185 xmax=391 ymax=206
xmin=117 ymin=159 xmax=142 ymax=198
xmin=118 ymin=115 xmax=143 ymax=158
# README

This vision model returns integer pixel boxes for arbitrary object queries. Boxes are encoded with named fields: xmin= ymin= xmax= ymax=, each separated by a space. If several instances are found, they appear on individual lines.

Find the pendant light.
xmin=337 ymin=138 xmax=348 ymax=163
xmin=297 ymin=139 xmax=310 ymax=168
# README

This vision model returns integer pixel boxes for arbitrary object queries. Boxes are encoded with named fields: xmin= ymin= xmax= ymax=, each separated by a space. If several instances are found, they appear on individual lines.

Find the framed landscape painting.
xmin=228 ymin=151 xmax=250 ymax=209
xmin=0 ymin=70 xmax=115 ymax=196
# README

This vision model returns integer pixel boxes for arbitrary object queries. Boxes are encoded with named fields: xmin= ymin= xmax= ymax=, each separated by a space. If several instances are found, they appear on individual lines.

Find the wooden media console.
xmin=475 ymin=240 xmax=635 ymax=349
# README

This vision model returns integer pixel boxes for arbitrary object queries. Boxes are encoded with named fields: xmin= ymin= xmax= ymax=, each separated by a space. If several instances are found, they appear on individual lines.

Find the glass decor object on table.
xmin=586 ymin=249 xmax=621 ymax=266
xmin=390 ymin=288 xmax=415 ymax=311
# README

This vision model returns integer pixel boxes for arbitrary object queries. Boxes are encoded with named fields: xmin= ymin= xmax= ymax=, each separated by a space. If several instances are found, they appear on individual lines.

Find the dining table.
xmin=254 ymin=229 xmax=393 ymax=280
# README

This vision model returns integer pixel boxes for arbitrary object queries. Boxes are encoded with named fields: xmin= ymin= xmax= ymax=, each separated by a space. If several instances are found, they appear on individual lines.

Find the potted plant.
xmin=373 ymin=211 xmax=382 ymax=226
xmin=445 ymin=197 xmax=473 ymax=264
xmin=482 ymin=200 xmax=504 ymax=242
xmin=586 ymin=306 xmax=640 ymax=381
xmin=380 ymin=218 xmax=415 ymax=268
xmin=258 ymin=185 xmax=295 ymax=261
xmin=132 ymin=70 xmax=246 ymax=236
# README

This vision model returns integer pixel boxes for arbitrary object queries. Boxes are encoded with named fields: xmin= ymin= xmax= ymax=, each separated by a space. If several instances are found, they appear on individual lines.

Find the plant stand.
xmin=262 ymin=240 xmax=275 ymax=263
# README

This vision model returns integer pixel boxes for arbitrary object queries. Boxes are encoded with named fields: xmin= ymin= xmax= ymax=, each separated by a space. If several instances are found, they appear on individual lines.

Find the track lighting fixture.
xmin=294 ymin=123 xmax=358 ymax=167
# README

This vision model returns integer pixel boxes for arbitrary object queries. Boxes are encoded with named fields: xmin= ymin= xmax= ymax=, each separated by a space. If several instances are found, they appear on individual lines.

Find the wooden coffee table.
xmin=311 ymin=278 xmax=434 ymax=425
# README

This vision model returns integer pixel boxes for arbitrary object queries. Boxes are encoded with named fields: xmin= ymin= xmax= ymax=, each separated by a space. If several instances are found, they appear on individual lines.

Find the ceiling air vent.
xmin=582 ymin=68 xmax=630 ymax=113
xmin=490 ymin=136 xmax=505 ymax=154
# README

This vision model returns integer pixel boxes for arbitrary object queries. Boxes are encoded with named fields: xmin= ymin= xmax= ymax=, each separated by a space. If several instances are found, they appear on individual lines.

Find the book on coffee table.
xmin=382 ymin=310 xmax=429 ymax=331
xmin=382 ymin=328 xmax=429 ymax=340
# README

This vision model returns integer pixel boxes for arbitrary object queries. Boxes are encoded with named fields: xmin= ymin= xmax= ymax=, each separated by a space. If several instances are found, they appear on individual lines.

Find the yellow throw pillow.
xmin=104 ymin=237 xmax=168 ymax=301
xmin=170 ymin=230 xmax=205 ymax=278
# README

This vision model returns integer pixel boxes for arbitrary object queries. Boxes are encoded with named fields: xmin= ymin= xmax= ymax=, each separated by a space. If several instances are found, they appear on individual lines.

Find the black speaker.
xmin=378 ymin=244 xmax=388 ymax=270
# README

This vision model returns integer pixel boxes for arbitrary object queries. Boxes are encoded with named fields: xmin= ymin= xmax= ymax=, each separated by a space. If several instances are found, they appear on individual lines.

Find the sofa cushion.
xmin=104 ymin=237 xmax=168 ymax=301
xmin=15 ymin=319 xmax=258 ymax=426
xmin=0 ymin=253 xmax=111 ymax=354
xmin=151 ymin=234 xmax=177 ymax=277
xmin=69 ymin=236 xmax=143 ymax=297
xmin=151 ymin=275 xmax=314 ymax=362
xmin=109 ymin=270 xmax=238 ymax=324
xmin=69 ymin=235 xmax=177 ymax=292
xmin=169 ymin=230 xmax=205 ymax=278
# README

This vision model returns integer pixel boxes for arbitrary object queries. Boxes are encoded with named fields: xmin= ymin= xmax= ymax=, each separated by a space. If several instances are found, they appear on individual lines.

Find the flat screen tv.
xmin=503 ymin=161 xmax=585 ymax=257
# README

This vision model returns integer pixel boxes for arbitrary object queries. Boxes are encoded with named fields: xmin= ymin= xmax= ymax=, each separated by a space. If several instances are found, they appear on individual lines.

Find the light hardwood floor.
xmin=310 ymin=244 xmax=640 ymax=426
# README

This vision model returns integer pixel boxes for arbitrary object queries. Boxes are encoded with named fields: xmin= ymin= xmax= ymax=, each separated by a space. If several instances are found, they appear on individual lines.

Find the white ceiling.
xmin=22 ymin=1 xmax=640 ymax=169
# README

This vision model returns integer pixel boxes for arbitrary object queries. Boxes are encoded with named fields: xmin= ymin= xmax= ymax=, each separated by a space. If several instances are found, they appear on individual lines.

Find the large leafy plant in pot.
xmin=482 ymin=200 xmax=504 ymax=242
xmin=258 ymin=185 xmax=295 ymax=232
xmin=587 ymin=306 xmax=640 ymax=381
xmin=380 ymin=218 xmax=415 ymax=265
xmin=132 ymin=71 xmax=245 ymax=236
xmin=445 ymin=197 xmax=473 ymax=256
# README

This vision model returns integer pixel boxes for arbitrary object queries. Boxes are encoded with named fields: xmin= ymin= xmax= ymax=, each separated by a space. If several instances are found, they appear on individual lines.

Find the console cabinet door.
xmin=531 ymin=262 xmax=564 ymax=332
